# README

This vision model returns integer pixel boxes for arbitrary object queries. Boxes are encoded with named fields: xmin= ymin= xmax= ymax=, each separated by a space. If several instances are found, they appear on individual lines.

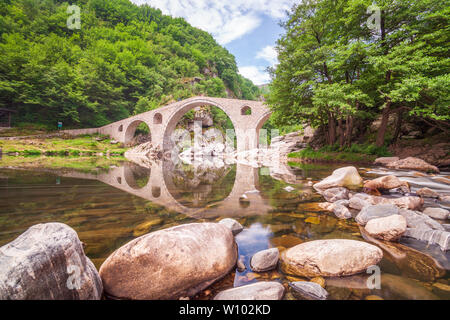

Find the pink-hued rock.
xmin=386 ymin=157 xmax=439 ymax=173
xmin=0 ymin=223 xmax=103 ymax=300
xmin=364 ymin=175 xmax=410 ymax=192
xmin=281 ymin=239 xmax=383 ymax=277
xmin=99 ymin=223 xmax=237 ymax=300
xmin=365 ymin=215 xmax=407 ymax=241
xmin=374 ymin=157 xmax=399 ymax=166
xmin=416 ymin=188 xmax=439 ymax=199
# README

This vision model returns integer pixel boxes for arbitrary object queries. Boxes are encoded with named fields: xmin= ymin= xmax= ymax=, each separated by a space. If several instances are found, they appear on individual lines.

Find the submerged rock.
xmin=99 ymin=222 xmax=237 ymax=300
xmin=423 ymin=207 xmax=449 ymax=220
xmin=322 ymin=187 xmax=349 ymax=202
xmin=356 ymin=204 xmax=399 ymax=225
xmin=417 ymin=188 xmax=439 ymax=199
xmin=214 ymin=281 xmax=285 ymax=300
xmin=219 ymin=218 xmax=244 ymax=235
xmin=374 ymin=157 xmax=399 ymax=166
xmin=364 ymin=215 xmax=407 ymax=241
xmin=313 ymin=166 xmax=363 ymax=191
xmin=0 ymin=223 xmax=103 ymax=300
xmin=386 ymin=157 xmax=439 ymax=173
xmin=281 ymin=239 xmax=383 ymax=277
xmin=250 ymin=248 xmax=279 ymax=272
xmin=289 ymin=281 xmax=328 ymax=300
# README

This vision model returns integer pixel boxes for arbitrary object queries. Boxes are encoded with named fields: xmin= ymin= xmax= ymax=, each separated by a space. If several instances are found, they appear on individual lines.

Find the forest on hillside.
xmin=0 ymin=0 xmax=261 ymax=129
xmin=267 ymin=0 xmax=449 ymax=148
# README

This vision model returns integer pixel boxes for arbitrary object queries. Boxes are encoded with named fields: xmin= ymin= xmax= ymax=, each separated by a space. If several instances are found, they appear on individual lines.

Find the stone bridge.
xmin=59 ymin=161 xmax=273 ymax=219
xmin=93 ymin=96 xmax=271 ymax=152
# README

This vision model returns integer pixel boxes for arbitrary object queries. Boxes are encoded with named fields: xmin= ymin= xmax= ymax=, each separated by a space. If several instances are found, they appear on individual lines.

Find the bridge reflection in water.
xmin=58 ymin=159 xmax=275 ymax=219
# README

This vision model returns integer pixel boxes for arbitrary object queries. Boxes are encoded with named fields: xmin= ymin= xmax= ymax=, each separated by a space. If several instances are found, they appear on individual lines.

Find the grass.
xmin=288 ymin=143 xmax=392 ymax=163
xmin=0 ymin=155 xmax=127 ymax=174
xmin=0 ymin=134 xmax=127 ymax=156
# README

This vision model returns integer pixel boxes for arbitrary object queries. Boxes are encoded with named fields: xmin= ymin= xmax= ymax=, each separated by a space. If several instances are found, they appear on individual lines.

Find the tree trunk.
xmin=328 ymin=112 xmax=336 ymax=145
xmin=376 ymin=101 xmax=391 ymax=147
xmin=345 ymin=115 xmax=353 ymax=147
xmin=391 ymin=108 xmax=404 ymax=144
xmin=338 ymin=118 xmax=345 ymax=147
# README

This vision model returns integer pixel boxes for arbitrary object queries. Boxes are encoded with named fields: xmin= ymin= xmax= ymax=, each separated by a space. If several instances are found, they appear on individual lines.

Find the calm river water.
xmin=0 ymin=158 xmax=449 ymax=300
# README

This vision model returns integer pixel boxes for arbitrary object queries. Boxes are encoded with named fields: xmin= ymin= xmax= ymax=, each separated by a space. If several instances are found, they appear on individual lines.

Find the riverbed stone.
xmin=219 ymin=218 xmax=244 ymax=235
xmin=417 ymin=187 xmax=439 ymax=199
xmin=281 ymin=239 xmax=383 ymax=277
xmin=364 ymin=175 xmax=410 ymax=192
xmin=423 ymin=207 xmax=449 ymax=220
xmin=355 ymin=204 xmax=399 ymax=225
xmin=349 ymin=193 xmax=372 ymax=210
xmin=289 ymin=281 xmax=328 ymax=300
xmin=364 ymin=215 xmax=407 ymax=241
xmin=374 ymin=157 xmax=399 ymax=166
xmin=250 ymin=248 xmax=279 ymax=272
xmin=322 ymin=187 xmax=349 ymax=202
xmin=99 ymin=222 xmax=237 ymax=300
xmin=0 ymin=222 xmax=103 ymax=300
xmin=313 ymin=166 xmax=363 ymax=191
xmin=332 ymin=204 xmax=352 ymax=219
xmin=213 ymin=281 xmax=285 ymax=300
xmin=386 ymin=157 xmax=440 ymax=173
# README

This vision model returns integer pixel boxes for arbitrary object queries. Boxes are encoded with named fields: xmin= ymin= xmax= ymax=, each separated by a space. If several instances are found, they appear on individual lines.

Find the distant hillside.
xmin=0 ymin=0 xmax=261 ymax=128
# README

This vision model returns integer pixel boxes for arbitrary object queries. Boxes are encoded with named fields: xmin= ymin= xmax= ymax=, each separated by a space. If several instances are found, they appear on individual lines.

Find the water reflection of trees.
xmin=168 ymin=161 xmax=236 ymax=208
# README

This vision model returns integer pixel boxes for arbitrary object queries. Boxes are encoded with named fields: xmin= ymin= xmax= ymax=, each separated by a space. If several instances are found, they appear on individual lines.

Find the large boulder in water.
xmin=386 ymin=157 xmax=439 ymax=173
xmin=99 ymin=222 xmax=237 ymax=300
xmin=281 ymin=239 xmax=383 ymax=277
xmin=364 ymin=215 xmax=407 ymax=241
xmin=0 ymin=223 xmax=103 ymax=300
xmin=313 ymin=166 xmax=363 ymax=191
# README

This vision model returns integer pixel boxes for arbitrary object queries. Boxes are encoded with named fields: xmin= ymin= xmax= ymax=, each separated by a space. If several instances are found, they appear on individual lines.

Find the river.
xmin=0 ymin=158 xmax=449 ymax=300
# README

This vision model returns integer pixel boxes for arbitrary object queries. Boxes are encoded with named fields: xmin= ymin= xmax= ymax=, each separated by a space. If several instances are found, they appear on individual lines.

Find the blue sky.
xmin=131 ymin=0 xmax=297 ymax=85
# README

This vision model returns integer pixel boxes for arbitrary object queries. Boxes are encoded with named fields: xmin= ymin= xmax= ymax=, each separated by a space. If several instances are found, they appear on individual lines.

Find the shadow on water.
xmin=0 ymin=158 xmax=449 ymax=300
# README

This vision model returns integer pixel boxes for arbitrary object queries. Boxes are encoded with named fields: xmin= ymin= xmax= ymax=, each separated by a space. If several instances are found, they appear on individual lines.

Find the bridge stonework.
xmin=93 ymin=96 xmax=271 ymax=152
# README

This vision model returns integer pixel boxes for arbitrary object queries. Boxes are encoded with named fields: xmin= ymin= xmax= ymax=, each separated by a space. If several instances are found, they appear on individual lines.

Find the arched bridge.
xmin=94 ymin=96 xmax=271 ymax=152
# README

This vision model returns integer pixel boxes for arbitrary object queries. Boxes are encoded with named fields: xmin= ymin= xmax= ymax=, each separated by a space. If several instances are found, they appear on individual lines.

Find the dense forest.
xmin=267 ymin=0 xmax=449 ymax=148
xmin=0 ymin=0 xmax=261 ymax=129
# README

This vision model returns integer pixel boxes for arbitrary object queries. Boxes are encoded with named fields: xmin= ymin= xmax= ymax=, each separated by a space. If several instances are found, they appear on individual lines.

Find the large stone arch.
xmin=124 ymin=119 xmax=152 ymax=145
xmin=162 ymin=98 xmax=238 ymax=152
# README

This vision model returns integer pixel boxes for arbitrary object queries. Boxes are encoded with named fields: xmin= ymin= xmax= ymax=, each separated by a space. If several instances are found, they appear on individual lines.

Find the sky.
xmin=131 ymin=0 xmax=298 ymax=85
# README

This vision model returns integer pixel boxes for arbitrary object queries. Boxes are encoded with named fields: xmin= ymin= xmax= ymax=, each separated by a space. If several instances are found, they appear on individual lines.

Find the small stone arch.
xmin=124 ymin=119 xmax=151 ymax=145
xmin=154 ymin=113 xmax=162 ymax=124
xmin=123 ymin=163 xmax=151 ymax=190
xmin=118 ymin=124 xmax=123 ymax=132
xmin=241 ymin=106 xmax=252 ymax=115
xmin=152 ymin=186 xmax=161 ymax=198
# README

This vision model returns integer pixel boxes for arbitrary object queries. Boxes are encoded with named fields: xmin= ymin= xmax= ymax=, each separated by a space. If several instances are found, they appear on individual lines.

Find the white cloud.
xmin=131 ymin=0 xmax=295 ymax=44
xmin=239 ymin=66 xmax=270 ymax=85
xmin=256 ymin=45 xmax=278 ymax=66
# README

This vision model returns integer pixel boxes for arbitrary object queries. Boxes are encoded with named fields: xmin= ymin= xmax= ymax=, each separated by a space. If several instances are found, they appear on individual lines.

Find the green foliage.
xmin=0 ymin=0 xmax=260 ymax=128
xmin=267 ymin=0 xmax=449 ymax=145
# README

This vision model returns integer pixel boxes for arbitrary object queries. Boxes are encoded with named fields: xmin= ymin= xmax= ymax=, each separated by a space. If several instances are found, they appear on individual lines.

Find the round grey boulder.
xmin=250 ymin=248 xmax=279 ymax=272
xmin=289 ymin=281 xmax=328 ymax=300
